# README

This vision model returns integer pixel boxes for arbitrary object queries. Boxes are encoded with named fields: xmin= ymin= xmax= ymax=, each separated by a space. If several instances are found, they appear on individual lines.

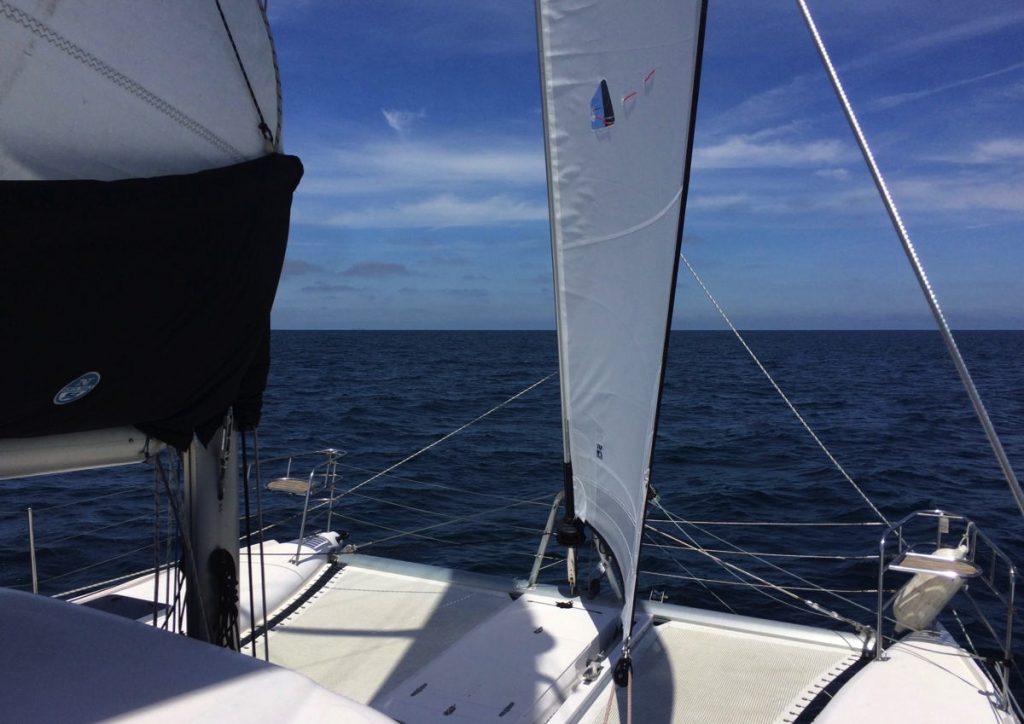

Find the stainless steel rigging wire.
xmin=796 ymin=0 xmax=1024 ymax=519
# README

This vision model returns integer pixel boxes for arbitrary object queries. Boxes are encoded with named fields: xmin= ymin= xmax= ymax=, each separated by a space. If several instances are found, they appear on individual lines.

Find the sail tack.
xmin=536 ymin=0 xmax=707 ymax=639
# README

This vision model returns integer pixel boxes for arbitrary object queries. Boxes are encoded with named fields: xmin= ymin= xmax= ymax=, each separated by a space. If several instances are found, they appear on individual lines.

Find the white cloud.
xmin=324 ymin=193 xmax=547 ymax=228
xmin=893 ymin=176 xmax=1024 ymax=212
xmin=381 ymin=108 xmax=426 ymax=134
xmin=962 ymin=138 xmax=1024 ymax=165
xmin=688 ymin=194 xmax=754 ymax=210
xmin=920 ymin=137 xmax=1024 ymax=166
xmin=814 ymin=168 xmax=851 ymax=181
xmin=300 ymin=138 xmax=544 ymax=196
xmin=693 ymin=135 xmax=851 ymax=169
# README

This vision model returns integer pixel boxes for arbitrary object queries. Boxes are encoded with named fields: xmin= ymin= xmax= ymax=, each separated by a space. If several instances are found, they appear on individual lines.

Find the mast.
xmin=183 ymin=415 xmax=241 ymax=647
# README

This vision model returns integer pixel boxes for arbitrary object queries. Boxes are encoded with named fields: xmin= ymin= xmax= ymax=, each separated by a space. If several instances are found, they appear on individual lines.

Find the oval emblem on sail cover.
xmin=53 ymin=372 xmax=101 ymax=405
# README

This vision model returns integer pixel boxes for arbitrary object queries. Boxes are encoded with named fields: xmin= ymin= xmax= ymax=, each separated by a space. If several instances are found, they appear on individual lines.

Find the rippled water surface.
xmin=3 ymin=330 xmax=1023 ymax=681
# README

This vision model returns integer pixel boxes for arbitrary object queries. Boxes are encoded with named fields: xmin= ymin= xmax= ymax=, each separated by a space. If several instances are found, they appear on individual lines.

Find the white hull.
xmin=34 ymin=546 xmax=1013 ymax=723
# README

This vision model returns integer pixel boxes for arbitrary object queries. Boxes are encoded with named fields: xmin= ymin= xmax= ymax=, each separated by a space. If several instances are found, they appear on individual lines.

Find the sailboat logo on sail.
xmin=53 ymin=372 xmax=101 ymax=405
xmin=590 ymin=79 xmax=615 ymax=129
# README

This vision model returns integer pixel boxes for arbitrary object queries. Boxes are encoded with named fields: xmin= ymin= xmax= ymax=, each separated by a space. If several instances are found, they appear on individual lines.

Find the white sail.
xmin=536 ymin=0 xmax=706 ymax=640
xmin=0 ymin=0 xmax=280 ymax=181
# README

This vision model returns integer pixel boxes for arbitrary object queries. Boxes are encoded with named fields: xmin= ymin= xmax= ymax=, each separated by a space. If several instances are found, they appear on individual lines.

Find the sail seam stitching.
xmin=563 ymin=186 xmax=683 ymax=249
xmin=0 ymin=1 xmax=244 ymax=161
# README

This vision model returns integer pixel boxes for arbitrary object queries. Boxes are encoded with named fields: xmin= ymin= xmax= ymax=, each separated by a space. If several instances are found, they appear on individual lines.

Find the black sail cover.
xmin=0 ymin=154 xmax=304 ymax=450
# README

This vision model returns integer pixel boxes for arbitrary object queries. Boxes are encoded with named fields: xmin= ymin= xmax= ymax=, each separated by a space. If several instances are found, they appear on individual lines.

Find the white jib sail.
xmin=0 ymin=0 xmax=280 ymax=182
xmin=536 ymin=0 xmax=706 ymax=640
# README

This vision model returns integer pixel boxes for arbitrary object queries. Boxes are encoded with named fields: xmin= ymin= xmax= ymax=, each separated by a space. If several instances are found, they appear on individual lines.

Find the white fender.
xmin=892 ymin=544 xmax=969 ymax=633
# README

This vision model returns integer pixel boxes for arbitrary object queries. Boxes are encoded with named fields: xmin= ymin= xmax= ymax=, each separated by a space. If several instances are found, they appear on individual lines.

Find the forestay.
xmin=536 ymin=0 xmax=706 ymax=640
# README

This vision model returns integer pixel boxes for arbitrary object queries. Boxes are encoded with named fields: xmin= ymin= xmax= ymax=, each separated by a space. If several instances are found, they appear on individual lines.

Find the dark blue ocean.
xmin=2 ymin=331 xmax=1023 ymax=678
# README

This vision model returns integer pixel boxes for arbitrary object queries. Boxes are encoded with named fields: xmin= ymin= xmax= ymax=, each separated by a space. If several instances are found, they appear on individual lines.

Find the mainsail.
xmin=0 ymin=1 xmax=300 ymax=454
xmin=0 ymin=0 xmax=280 ymax=181
xmin=536 ymin=0 xmax=707 ymax=642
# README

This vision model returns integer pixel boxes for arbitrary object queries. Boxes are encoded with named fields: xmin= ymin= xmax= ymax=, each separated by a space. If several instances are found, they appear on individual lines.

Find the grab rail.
xmin=876 ymin=509 xmax=1017 ymax=707
xmin=261 ymin=448 xmax=346 ymax=564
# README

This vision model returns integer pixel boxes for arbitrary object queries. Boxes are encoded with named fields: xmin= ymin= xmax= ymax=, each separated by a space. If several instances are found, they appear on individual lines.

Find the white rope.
xmin=651 ymin=500 xmax=878 ymax=625
xmin=643 ymin=540 xmax=876 ymax=560
xmin=54 ymin=562 xmax=173 ymax=599
xmin=601 ymin=678 xmax=616 ymax=724
xmin=644 ymin=519 xmax=838 ymax=623
xmin=352 ymin=493 xmax=555 ymax=550
xmin=680 ymin=251 xmax=889 ymax=525
xmin=645 ymin=522 xmax=866 ymax=629
xmin=645 ymin=531 xmax=737 ymax=614
xmin=645 ymin=518 xmax=882 ymax=527
xmin=334 ymin=373 xmax=555 ymax=503
xmin=644 ymin=570 xmax=885 ymax=594
xmin=338 ymin=461 xmax=551 ymax=508
xmin=252 ymin=374 xmax=556 ymax=540
xmin=43 ymin=515 xmax=150 ymax=545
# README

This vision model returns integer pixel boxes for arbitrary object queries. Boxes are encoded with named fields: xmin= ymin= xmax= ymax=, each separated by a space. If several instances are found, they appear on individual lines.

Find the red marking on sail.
xmin=644 ymin=68 xmax=656 ymax=83
xmin=622 ymin=91 xmax=637 ymax=103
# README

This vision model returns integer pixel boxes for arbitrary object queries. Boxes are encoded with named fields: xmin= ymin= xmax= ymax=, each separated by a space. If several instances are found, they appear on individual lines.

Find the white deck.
xmin=816 ymin=630 xmax=1015 ymax=724
xmin=0 ymin=588 xmax=390 ymax=723
xmin=262 ymin=555 xmax=870 ymax=723
xmin=72 ymin=534 xmax=340 ymax=637
xmin=575 ymin=619 xmax=861 ymax=724
xmin=58 ymin=546 xmax=1018 ymax=723
xmin=266 ymin=558 xmax=524 ymax=707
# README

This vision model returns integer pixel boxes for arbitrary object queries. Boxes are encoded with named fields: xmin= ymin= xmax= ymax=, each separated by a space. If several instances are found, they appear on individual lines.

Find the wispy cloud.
xmin=694 ymin=134 xmax=851 ymax=169
xmin=300 ymin=138 xmax=544 ymax=196
xmin=381 ymin=108 xmax=426 ymax=134
xmin=325 ymin=194 xmax=547 ymax=229
xmin=893 ymin=175 xmax=1024 ymax=212
xmin=814 ymin=168 xmax=851 ymax=181
xmin=690 ymin=169 xmax=1023 ymax=217
xmin=869 ymin=62 xmax=1024 ymax=111
xmin=926 ymin=137 xmax=1024 ymax=165
xmin=688 ymin=193 xmax=755 ymax=211
xmin=341 ymin=261 xmax=412 ymax=277
xmin=699 ymin=75 xmax=824 ymax=137
xmin=846 ymin=9 xmax=1024 ymax=71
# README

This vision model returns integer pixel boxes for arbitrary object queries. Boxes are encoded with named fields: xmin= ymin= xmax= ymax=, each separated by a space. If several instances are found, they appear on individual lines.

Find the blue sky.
xmin=267 ymin=1 xmax=1023 ymax=330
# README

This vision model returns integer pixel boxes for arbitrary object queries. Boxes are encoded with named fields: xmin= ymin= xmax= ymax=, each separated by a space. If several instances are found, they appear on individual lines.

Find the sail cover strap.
xmin=0 ymin=154 xmax=303 ymax=450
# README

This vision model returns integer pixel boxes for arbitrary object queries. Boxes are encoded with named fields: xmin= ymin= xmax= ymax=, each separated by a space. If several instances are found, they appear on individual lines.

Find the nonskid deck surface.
xmin=265 ymin=558 xmax=515 ymax=708
xmin=262 ymin=555 xmax=867 ymax=723
xmin=576 ymin=621 xmax=861 ymax=724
